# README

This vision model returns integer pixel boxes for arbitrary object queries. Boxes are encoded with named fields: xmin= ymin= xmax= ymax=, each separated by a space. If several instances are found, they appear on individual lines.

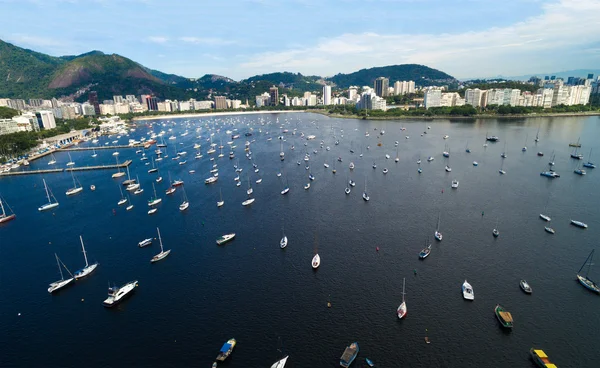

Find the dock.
xmin=57 ymin=145 xmax=142 ymax=151
xmin=0 ymin=160 xmax=132 ymax=177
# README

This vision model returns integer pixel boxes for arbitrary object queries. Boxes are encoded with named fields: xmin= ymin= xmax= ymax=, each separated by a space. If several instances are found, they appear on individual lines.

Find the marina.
xmin=1 ymin=112 xmax=599 ymax=367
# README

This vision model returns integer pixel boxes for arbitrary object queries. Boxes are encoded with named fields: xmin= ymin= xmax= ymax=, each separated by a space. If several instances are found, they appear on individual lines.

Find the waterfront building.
xmin=424 ymin=89 xmax=442 ymax=109
xmin=374 ymin=77 xmax=389 ymax=97
xmin=214 ymin=96 xmax=227 ymax=110
xmin=323 ymin=86 xmax=332 ymax=106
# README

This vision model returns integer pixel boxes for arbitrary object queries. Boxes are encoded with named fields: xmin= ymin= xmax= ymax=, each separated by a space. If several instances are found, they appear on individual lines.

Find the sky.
xmin=1 ymin=0 xmax=599 ymax=80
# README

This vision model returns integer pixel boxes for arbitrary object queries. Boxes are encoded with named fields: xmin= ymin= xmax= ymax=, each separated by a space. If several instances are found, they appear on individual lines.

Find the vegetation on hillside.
xmin=0 ymin=106 xmax=19 ymax=119
xmin=327 ymin=64 xmax=455 ymax=88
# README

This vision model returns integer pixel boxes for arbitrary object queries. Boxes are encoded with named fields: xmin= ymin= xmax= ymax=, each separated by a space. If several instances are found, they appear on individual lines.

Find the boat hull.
xmin=577 ymin=274 xmax=600 ymax=293
xmin=0 ymin=214 xmax=16 ymax=224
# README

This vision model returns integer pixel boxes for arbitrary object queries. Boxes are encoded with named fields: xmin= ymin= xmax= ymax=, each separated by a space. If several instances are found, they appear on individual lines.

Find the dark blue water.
xmin=1 ymin=113 xmax=599 ymax=368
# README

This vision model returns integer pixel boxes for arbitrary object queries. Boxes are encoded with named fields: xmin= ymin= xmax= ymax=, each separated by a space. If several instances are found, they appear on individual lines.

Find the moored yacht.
xmin=48 ymin=254 xmax=74 ymax=293
xmin=216 ymin=338 xmax=237 ymax=362
xmin=73 ymin=236 xmax=98 ymax=279
xmin=102 ymin=280 xmax=138 ymax=307
xmin=462 ymin=280 xmax=474 ymax=300
xmin=340 ymin=342 xmax=359 ymax=368
xmin=312 ymin=254 xmax=320 ymax=269
xmin=216 ymin=233 xmax=236 ymax=245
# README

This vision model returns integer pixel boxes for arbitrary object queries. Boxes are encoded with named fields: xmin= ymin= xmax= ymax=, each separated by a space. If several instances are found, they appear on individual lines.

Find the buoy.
xmin=376 ymin=247 xmax=379 ymax=252
xmin=327 ymin=302 xmax=331 ymax=308
xmin=81 ymin=298 xmax=84 ymax=302
xmin=18 ymin=313 xmax=21 ymax=316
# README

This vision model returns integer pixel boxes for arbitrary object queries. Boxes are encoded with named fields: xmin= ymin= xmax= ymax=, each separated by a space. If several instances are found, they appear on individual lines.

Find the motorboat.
xmin=462 ymin=280 xmax=474 ymax=300
xmin=340 ymin=342 xmax=359 ymax=368
xmin=138 ymin=238 xmax=153 ymax=247
xmin=571 ymin=220 xmax=588 ymax=228
xmin=451 ymin=180 xmax=459 ymax=188
xmin=520 ymin=279 xmax=532 ymax=294
xmin=103 ymin=281 xmax=138 ymax=307
xmin=312 ymin=254 xmax=320 ymax=269
xmin=216 ymin=338 xmax=237 ymax=362
xmin=216 ymin=233 xmax=236 ymax=245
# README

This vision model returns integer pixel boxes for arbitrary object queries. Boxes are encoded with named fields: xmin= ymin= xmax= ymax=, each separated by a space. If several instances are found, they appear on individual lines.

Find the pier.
xmin=0 ymin=160 xmax=132 ymax=177
xmin=57 ymin=145 xmax=142 ymax=151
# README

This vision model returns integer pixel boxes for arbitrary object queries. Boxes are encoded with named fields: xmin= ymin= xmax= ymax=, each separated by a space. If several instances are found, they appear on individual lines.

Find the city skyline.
xmin=1 ymin=0 xmax=599 ymax=80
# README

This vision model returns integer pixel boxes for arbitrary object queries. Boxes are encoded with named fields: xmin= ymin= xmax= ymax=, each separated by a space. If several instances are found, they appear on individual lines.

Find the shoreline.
xmin=131 ymin=110 xmax=307 ymax=121
xmin=314 ymin=110 xmax=600 ymax=120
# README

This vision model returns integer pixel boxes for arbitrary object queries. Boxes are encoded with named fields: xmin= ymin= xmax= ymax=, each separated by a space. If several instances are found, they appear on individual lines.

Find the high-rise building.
xmin=588 ymin=74 xmax=594 ymax=80
xmin=464 ymin=88 xmax=484 ymax=107
xmin=348 ymin=87 xmax=358 ymax=101
xmin=35 ymin=111 xmax=56 ymax=130
xmin=374 ymin=77 xmax=389 ymax=97
xmin=29 ymin=99 xmax=43 ymax=107
xmin=322 ymin=86 xmax=332 ymax=106
xmin=126 ymin=95 xmax=138 ymax=103
xmin=146 ymin=96 xmax=158 ymax=111
xmin=214 ymin=96 xmax=227 ymax=110
xmin=88 ymin=91 xmax=100 ymax=115
xmin=407 ymin=81 xmax=415 ymax=93
xmin=269 ymin=86 xmax=279 ymax=106
xmin=113 ymin=95 xmax=124 ymax=104
xmin=424 ymin=89 xmax=442 ymax=109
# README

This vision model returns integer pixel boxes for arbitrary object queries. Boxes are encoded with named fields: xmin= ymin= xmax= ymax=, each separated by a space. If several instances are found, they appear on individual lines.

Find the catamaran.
xmin=397 ymin=278 xmax=407 ymax=319
xmin=576 ymin=249 xmax=599 ymax=294
xmin=151 ymin=227 xmax=171 ymax=263
xmin=0 ymin=196 xmax=16 ymax=223
xmin=73 ymin=235 xmax=98 ymax=279
xmin=38 ymin=179 xmax=59 ymax=211
xmin=66 ymin=171 xmax=83 ymax=196
xmin=48 ymin=254 xmax=74 ymax=293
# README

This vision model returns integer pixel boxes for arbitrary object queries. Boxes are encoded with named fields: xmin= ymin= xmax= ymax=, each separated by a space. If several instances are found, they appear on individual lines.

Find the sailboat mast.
xmin=0 ymin=197 xmax=5 ymax=217
xmin=56 ymin=253 xmax=64 ymax=280
xmin=157 ymin=227 xmax=164 ymax=252
xmin=44 ymin=179 xmax=51 ymax=202
xmin=80 ymin=236 xmax=89 ymax=267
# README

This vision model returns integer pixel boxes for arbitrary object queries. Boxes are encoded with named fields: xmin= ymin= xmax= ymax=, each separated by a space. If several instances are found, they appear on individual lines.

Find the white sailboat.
xmin=151 ymin=227 xmax=171 ymax=263
xmin=179 ymin=185 xmax=189 ymax=211
xmin=434 ymin=212 xmax=443 ymax=241
xmin=0 ymin=196 xmax=16 ymax=223
xmin=47 ymin=153 xmax=57 ymax=165
xmin=48 ymin=253 xmax=74 ymax=293
xmin=397 ymin=278 xmax=407 ymax=319
xmin=38 ymin=179 xmax=59 ymax=211
xmin=66 ymin=152 xmax=75 ymax=166
xmin=112 ymin=157 xmax=126 ymax=178
xmin=147 ymin=182 xmax=162 ymax=207
xmin=65 ymin=171 xmax=83 ymax=196
xmin=362 ymin=177 xmax=369 ymax=201
xmin=117 ymin=184 xmax=127 ymax=206
xmin=73 ymin=235 xmax=98 ymax=279
xmin=91 ymin=148 xmax=97 ymax=158
xmin=312 ymin=253 xmax=320 ymax=269
xmin=217 ymin=188 xmax=225 ymax=207
xmin=270 ymin=355 xmax=289 ymax=368
xmin=280 ymin=219 xmax=288 ymax=249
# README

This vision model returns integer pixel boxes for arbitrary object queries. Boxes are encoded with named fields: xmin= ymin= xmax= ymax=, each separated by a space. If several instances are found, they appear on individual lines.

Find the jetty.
xmin=0 ymin=160 xmax=132 ymax=177
xmin=57 ymin=145 xmax=141 ymax=151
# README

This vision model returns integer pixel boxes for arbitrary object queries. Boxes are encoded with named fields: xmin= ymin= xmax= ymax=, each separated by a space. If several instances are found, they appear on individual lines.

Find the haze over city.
xmin=2 ymin=0 xmax=599 ymax=79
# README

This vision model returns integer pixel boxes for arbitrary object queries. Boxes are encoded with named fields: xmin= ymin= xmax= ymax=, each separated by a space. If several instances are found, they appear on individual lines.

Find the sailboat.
xmin=465 ymin=140 xmax=471 ymax=153
xmin=312 ymin=253 xmax=320 ymax=269
xmin=91 ymin=148 xmax=97 ymax=158
xmin=540 ymin=193 xmax=551 ymax=221
xmin=179 ymin=185 xmax=189 ymax=211
xmin=280 ymin=175 xmax=290 ymax=195
xmin=147 ymin=156 xmax=159 ymax=174
xmin=122 ymin=166 xmax=135 ymax=186
xmin=151 ymin=227 xmax=171 ymax=263
xmin=48 ymin=253 xmax=74 ymax=293
xmin=133 ymin=175 xmax=144 ymax=194
xmin=397 ymin=277 xmax=407 ymax=319
xmin=48 ymin=153 xmax=57 ymax=165
xmin=217 ymin=188 xmax=224 ymax=207
xmin=73 ymin=235 xmax=98 ymax=279
xmin=522 ymin=134 xmax=528 ymax=152
xmin=279 ymin=141 xmax=285 ymax=161
xmin=534 ymin=125 xmax=540 ymax=142
xmin=66 ymin=171 xmax=83 ymax=196
xmin=583 ymin=148 xmax=596 ymax=168
xmin=147 ymin=182 xmax=162 ymax=207
xmin=247 ymin=176 xmax=253 ymax=195
xmin=492 ymin=218 xmax=500 ymax=237
xmin=434 ymin=212 xmax=442 ymax=241
xmin=499 ymin=159 xmax=506 ymax=175
xmin=66 ymin=152 xmax=75 ymax=166
xmin=280 ymin=219 xmax=288 ymax=249
xmin=38 ymin=179 xmax=59 ymax=211
xmin=501 ymin=142 xmax=507 ymax=158
xmin=576 ymin=249 xmax=599 ymax=293
xmin=117 ymin=184 xmax=127 ymax=206
xmin=462 ymin=280 xmax=474 ymax=300
xmin=112 ymin=157 xmax=126 ymax=178
xmin=270 ymin=356 xmax=289 ymax=368
xmin=126 ymin=195 xmax=134 ymax=211
xmin=304 ymin=171 xmax=311 ymax=190
xmin=362 ymin=178 xmax=369 ymax=201
xmin=0 ymin=196 xmax=16 ymax=223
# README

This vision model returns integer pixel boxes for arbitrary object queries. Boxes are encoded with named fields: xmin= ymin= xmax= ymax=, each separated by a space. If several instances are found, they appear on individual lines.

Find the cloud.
xmin=6 ymin=33 xmax=64 ymax=48
xmin=238 ymin=0 xmax=600 ymax=79
xmin=179 ymin=36 xmax=236 ymax=46
xmin=147 ymin=36 xmax=169 ymax=44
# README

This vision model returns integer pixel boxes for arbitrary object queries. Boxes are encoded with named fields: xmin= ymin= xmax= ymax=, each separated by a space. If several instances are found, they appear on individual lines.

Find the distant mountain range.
xmin=0 ymin=39 xmax=456 ymax=102
xmin=473 ymin=69 xmax=600 ymax=82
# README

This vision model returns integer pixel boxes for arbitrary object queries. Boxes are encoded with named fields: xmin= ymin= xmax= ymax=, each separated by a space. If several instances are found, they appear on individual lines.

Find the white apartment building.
xmin=424 ymin=89 xmax=442 ymax=109
xmin=465 ymin=88 xmax=484 ymax=107
xmin=35 ymin=110 xmax=56 ymax=129
xmin=348 ymin=87 xmax=358 ymax=101
xmin=179 ymin=101 xmax=191 ymax=111
xmin=323 ymin=86 xmax=332 ymax=106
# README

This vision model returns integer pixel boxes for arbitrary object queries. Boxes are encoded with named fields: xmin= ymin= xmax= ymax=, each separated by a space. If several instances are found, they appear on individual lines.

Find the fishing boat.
xmin=147 ymin=183 xmax=162 ymax=206
xmin=340 ymin=342 xmax=359 ymax=368
xmin=529 ymin=348 xmax=557 ymax=368
xmin=217 ymin=189 xmax=224 ymax=207
xmin=150 ymin=227 xmax=171 ymax=263
xmin=397 ymin=278 xmax=407 ymax=319
xmin=434 ymin=212 xmax=442 ymax=241
xmin=270 ymin=356 xmax=289 ymax=368
xmin=216 ymin=338 xmax=237 ymax=361
xmin=65 ymin=171 xmax=83 ymax=196
xmin=102 ymin=280 xmax=138 ymax=307
xmin=179 ymin=185 xmax=189 ymax=211
xmin=48 ymin=254 xmax=74 ymax=293
xmin=216 ymin=233 xmax=236 ymax=245
xmin=462 ymin=280 xmax=474 ymax=300
xmin=419 ymin=243 xmax=431 ymax=259
xmin=0 ymin=196 xmax=16 ymax=223
xmin=520 ymin=280 xmax=532 ymax=294
xmin=494 ymin=304 xmax=513 ymax=329
xmin=38 ymin=179 xmax=59 ymax=211
xmin=451 ymin=179 xmax=459 ymax=188
xmin=312 ymin=254 xmax=320 ymax=269
xmin=570 ymin=220 xmax=588 ymax=228
xmin=576 ymin=249 xmax=599 ymax=293
xmin=73 ymin=236 xmax=98 ymax=279
xmin=138 ymin=238 xmax=153 ymax=247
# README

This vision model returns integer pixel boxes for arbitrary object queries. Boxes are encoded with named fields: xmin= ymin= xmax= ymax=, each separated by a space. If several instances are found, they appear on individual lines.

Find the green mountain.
xmin=243 ymin=72 xmax=323 ymax=91
xmin=326 ymin=64 xmax=456 ymax=88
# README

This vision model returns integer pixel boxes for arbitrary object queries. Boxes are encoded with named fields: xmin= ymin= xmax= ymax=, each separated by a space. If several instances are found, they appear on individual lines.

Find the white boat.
xmin=363 ymin=178 xmax=369 ymax=201
xmin=427 ymin=156 xmax=434 ymax=162
xmin=397 ymin=278 xmax=407 ymax=319
xmin=151 ymin=227 xmax=171 ymax=263
xmin=545 ymin=226 xmax=555 ymax=234
xmin=103 ymin=280 xmax=138 ymax=307
xmin=48 ymin=153 xmax=57 ymax=165
xmin=138 ymin=238 xmax=153 ymax=247
xmin=445 ymin=165 xmax=452 ymax=172
xmin=148 ymin=183 xmax=162 ymax=206
xmin=205 ymin=176 xmax=218 ymax=184
xmin=179 ymin=185 xmax=189 ymax=211
xmin=434 ymin=212 xmax=443 ymax=241
xmin=48 ymin=254 xmax=74 ymax=293
xmin=65 ymin=171 xmax=83 ymax=196
xmin=451 ymin=180 xmax=459 ymax=188
xmin=148 ymin=208 xmax=158 ymax=215
xmin=540 ymin=214 xmax=551 ymax=222
xmin=312 ymin=254 xmax=320 ymax=269
xmin=217 ymin=189 xmax=225 ymax=207
xmin=73 ymin=235 xmax=98 ymax=279
xmin=38 ymin=179 xmax=59 ymax=211
xmin=462 ymin=280 xmax=474 ymax=300
xmin=571 ymin=220 xmax=588 ymax=228
xmin=0 ymin=196 xmax=16 ymax=223
xmin=66 ymin=152 xmax=75 ymax=166
xmin=270 ymin=355 xmax=289 ymax=368
xmin=324 ymin=163 xmax=329 ymax=168
xmin=241 ymin=197 xmax=255 ymax=206
xmin=280 ymin=221 xmax=288 ymax=249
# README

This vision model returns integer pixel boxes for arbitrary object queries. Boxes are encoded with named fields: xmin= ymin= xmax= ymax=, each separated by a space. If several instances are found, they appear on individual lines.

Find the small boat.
xmin=138 ymin=238 xmax=153 ymax=247
xmin=0 ymin=196 xmax=16 ymax=223
xmin=537 ymin=152 xmax=544 ymax=156
xmin=102 ymin=280 xmax=138 ymax=307
xmin=339 ymin=342 xmax=359 ymax=368
xmin=48 ymin=254 xmax=74 ymax=293
xmin=462 ymin=280 xmax=474 ymax=300
xmin=217 ymin=189 xmax=224 ymax=207
xmin=242 ymin=197 xmax=255 ymax=206
xmin=493 ymin=228 xmax=500 ymax=237
xmin=427 ymin=156 xmax=434 ymax=162
xmin=486 ymin=135 xmax=499 ymax=142
xmin=574 ymin=168 xmax=586 ymax=175
xmin=90 ymin=185 xmax=96 ymax=191
xmin=451 ymin=180 xmax=459 ymax=188
xmin=445 ymin=165 xmax=451 ymax=172
xmin=312 ymin=254 xmax=320 ymax=269
xmin=494 ymin=304 xmax=513 ymax=329
xmin=270 ymin=355 xmax=289 ymax=368
xmin=434 ymin=213 xmax=442 ymax=241
xmin=520 ymin=279 xmax=532 ymax=294
xmin=324 ymin=163 xmax=329 ymax=168
xmin=73 ymin=236 xmax=98 ymax=279
xmin=570 ymin=220 xmax=588 ymax=228
xmin=148 ymin=208 xmax=158 ymax=215
xmin=382 ymin=168 xmax=388 ymax=174
xmin=216 ymin=338 xmax=237 ymax=361
xmin=530 ymin=348 xmax=557 ymax=368
xmin=365 ymin=358 xmax=375 ymax=367
xmin=419 ymin=243 xmax=431 ymax=259
xmin=150 ymin=227 xmax=171 ymax=263
xmin=473 ymin=161 xmax=478 ymax=166
xmin=540 ymin=214 xmax=551 ymax=222
xmin=156 ymin=177 xmax=163 ymax=183
xmin=583 ymin=148 xmax=595 ymax=168
xmin=216 ymin=233 xmax=236 ymax=245
xmin=544 ymin=226 xmax=555 ymax=234
xmin=281 ymin=186 xmax=289 ymax=195
xmin=148 ymin=183 xmax=162 ymax=207
xmin=280 ymin=235 xmax=288 ymax=249
xmin=397 ymin=278 xmax=407 ymax=319
xmin=38 ymin=179 xmax=59 ymax=211
xmin=576 ymin=249 xmax=600 ymax=293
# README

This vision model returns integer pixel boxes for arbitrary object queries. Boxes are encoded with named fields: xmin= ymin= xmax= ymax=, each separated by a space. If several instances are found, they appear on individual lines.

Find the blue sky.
xmin=1 ymin=0 xmax=599 ymax=80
